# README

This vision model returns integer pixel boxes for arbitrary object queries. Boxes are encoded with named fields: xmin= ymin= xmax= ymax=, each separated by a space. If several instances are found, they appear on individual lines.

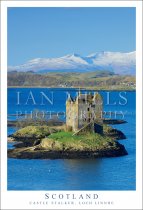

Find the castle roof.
xmin=67 ymin=94 xmax=73 ymax=102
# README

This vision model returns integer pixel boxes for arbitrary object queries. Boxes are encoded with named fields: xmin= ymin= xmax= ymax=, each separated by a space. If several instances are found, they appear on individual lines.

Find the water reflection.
xmin=62 ymin=159 xmax=103 ymax=190
xmin=63 ymin=159 xmax=102 ymax=172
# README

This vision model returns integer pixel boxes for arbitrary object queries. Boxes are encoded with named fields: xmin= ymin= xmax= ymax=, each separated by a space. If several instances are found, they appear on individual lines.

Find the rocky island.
xmin=8 ymin=124 xmax=127 ymax=159
xmin=8 ymin=92 xmax=128 ymax=159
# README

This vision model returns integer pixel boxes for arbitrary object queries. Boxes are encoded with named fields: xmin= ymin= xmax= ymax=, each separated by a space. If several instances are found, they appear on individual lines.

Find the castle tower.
xmin=93 ymin=92 xmax=103 ymax=120
xmin=66 ymin=94 xmax=78 ymax=131
xmin=66 ymin=92 xmax=103 ymax=134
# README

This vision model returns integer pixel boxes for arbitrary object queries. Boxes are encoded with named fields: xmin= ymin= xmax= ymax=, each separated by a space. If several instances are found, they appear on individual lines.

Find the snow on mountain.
xmin=8 ymin=51 xmax=136 ymax=75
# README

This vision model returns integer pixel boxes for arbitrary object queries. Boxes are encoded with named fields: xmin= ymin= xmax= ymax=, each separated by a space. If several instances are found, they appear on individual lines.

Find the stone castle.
xmin=66 ymin=91 xmax=103 ymax=134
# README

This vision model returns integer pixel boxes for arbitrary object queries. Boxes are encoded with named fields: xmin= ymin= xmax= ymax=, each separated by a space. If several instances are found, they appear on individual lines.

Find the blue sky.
xmin=8 ymin=7 xmax=136 ymax=66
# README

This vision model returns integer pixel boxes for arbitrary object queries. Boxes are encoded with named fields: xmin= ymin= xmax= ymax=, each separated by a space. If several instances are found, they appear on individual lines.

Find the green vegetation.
xmin=11 ymin=125 xmax=118 ymax=151
xmin=8 ymin=71 xmax=135 ymax=90
xmin=12 ymin=125 xmax=57 ymax=140
xmin=103 ymin=124 xmax=126 ymax=140
xmin=11 ymin=124 xmax=125 ymax=142
xmin=8 ymin=125 xmax=128 ymax=158
xmin=45 ymin=131 xmax=117 ymax=151
xmin=103 ymin=124 xmax=113 ymax=134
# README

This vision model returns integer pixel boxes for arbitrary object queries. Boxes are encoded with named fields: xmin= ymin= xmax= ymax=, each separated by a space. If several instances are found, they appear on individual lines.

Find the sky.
xmin=8 ymin=7 xmax=136 ymax=66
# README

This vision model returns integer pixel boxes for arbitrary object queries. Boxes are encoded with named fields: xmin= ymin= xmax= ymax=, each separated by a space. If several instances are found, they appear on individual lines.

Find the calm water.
xmin=7 ymin=88 xmax=136 ymax=190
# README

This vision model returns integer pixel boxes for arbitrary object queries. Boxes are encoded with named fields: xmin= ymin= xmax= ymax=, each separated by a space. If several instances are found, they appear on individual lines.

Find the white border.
xmin=1 ymin=1 xmax=142 ymax=209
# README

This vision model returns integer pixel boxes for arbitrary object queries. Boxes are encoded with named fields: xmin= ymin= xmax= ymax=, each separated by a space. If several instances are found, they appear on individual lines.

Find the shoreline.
xmin=7 ymin=86 xmax=136 ymax=91
xmin=8 ymin=145 xmax=128 ymax=159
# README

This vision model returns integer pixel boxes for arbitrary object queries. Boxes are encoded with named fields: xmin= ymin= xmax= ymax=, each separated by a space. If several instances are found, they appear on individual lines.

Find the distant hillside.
xmin=8 ymin=51 xmax=136 ymax=75
xmin=8 ymin=71 xmax=136 ymax=90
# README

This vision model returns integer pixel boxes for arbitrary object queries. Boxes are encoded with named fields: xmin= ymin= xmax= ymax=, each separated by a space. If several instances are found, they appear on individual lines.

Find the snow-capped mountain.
xmin=8 ymin=51 xmax=136 ymax=75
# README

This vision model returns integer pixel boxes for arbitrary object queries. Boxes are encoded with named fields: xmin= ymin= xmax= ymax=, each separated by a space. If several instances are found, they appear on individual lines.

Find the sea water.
xmin=7 ymin=88 xmax=136 ymax=190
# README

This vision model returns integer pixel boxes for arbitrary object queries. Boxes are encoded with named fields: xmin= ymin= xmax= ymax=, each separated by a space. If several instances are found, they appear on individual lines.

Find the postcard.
xmin=0 ymin=0 xmax=142 ymax=209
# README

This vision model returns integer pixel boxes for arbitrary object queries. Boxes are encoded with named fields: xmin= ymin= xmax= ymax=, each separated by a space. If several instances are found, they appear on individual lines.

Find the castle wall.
xmin=66 ymin=93 xmax=103 ymax=133
xmin=93 ymin=94 xmax=103 ymax=124
xmin=66 ymin=101 xmax=78 ymax=131
xmin=78 ymin=100 xmax=91 ymax=128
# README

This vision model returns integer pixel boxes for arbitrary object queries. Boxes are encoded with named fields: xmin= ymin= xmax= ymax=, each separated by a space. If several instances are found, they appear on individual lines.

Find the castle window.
xmin=87 ymin=108 xmax=90 ymax=111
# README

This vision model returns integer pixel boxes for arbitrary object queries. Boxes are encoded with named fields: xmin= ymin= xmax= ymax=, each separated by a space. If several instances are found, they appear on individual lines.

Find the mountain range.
xmin=8 ymin=51 xmax=136 ymax=75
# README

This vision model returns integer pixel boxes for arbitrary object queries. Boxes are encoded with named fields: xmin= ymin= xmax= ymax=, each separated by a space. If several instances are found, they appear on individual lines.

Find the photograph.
xmin=7 ymin=6 xmax=136 ymax=191
xmin=0 ymin=1 xmax=142 ymax=210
